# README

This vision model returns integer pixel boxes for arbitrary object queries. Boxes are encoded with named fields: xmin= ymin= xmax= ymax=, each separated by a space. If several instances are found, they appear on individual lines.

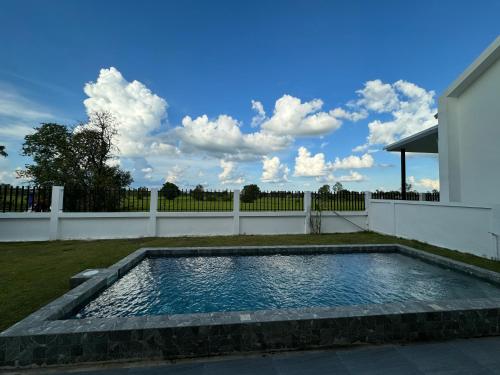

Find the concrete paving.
xmin=9 ymin=336 xmax=500 ymax=374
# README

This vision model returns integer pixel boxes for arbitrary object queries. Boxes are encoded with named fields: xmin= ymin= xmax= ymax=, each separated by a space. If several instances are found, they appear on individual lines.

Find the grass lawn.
xmin=1 ymin=231 xmax=500 ymax=332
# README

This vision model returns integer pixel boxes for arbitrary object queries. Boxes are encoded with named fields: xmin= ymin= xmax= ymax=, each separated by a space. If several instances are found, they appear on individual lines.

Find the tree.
xmin=19 ymin=111 xmax=133 ymax=211
xmin=20 ymin=111 xmax=132 ymax=188
xmin=0 ymin=145 xmax=6 ymax=157
xmin=332 ymin=182 xmax=344 ymax=193
xmin=161 ymin=181 xmax=180 ymax=200
xmin=192 ymin=184 xmax=204 ymax=200
xmin=318 ymin=184 xmax=330 ymax=195
xmin=240 ymin=184 xmax=261 ymax=203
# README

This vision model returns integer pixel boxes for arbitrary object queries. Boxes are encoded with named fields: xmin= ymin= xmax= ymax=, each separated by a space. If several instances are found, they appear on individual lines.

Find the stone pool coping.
xmin=2 ymin=244 xmax=500 ymax=367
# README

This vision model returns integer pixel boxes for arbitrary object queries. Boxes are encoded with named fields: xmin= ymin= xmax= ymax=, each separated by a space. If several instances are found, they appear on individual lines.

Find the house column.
xmin=401 ymin=148 xmax=406 ymax=200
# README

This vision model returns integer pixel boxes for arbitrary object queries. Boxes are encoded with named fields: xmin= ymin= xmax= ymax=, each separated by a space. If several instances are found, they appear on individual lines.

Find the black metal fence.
xmin=423 ymin=192 xmax=440 ymax=201
xmin=158 ymin=189 xmax=233 ymax=211
xmin=312 ymin=191 xmax=365 ymax=211
xmin=371 ymin=191 xmax=440 ymax=202
xmin=1 ymin=185 xmax=441 ymax=213
xmin=63 ymin=187 xmax=151 ymax=212
xmin=240 ymin=191 xmax=304 ymax=211
xmin=0 ymin=185 xmax=52 ymax=212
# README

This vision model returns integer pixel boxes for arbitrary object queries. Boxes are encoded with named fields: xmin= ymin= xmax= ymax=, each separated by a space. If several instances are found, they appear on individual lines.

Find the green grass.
xmin=1 ymin=232 xmax=499 ymax=332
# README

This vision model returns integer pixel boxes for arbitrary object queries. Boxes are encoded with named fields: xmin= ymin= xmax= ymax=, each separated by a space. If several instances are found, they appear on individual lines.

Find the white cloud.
xmin=177 ymin=114 xmax=291 ymax=159
xmin=354 ymin=79 xmax=399 ymax=113
xmin=261 ymin=156 xmax=289 ymax=183
xmin=332 ymin=153 xmax=374 ymax=170
xmin=218 ymin=160 xmax=244 ymax=185
xmin=83 ymin=67 xmax=176 ymax=157
xmin=165 ymin=165 xmax=184 ymax=184
xmin=294 ymin=147 xmax=330 ymax=177
xmin=353 ymin=79 xmax=436 ymax=146
xmin=261 ymin=95 xmax=342 ymax=136
xmin=330 ymin=107 xmax=368 ymax=122
xmin=251 ymin=100 xmax=266 ymax=127
xmin=318 ymin=171 xmax=366 ymax=183
xmin=294 ymin=147 xmax=375 ymax=178
xmin=409 ymin=175 xmax=439 ymax=191
xmin=338 ymin=171 xmax=365 ymax=182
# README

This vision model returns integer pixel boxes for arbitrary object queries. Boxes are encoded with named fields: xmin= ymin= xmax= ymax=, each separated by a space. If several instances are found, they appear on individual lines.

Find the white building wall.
xmin=368 ymin=199 xmax=500 ymax=259
xmin=439 ymin=37 xmax=500 ymax=205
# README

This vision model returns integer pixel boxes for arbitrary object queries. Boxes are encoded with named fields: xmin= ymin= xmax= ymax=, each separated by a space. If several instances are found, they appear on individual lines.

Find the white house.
xmin=371 ymin=36 xmax=500 ymax=259
xmin=385 ymin=36 xmax=500 ymax=206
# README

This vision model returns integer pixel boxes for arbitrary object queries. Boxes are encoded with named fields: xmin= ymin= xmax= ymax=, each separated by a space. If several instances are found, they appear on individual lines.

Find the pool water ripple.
xmin=74 ymin=253 xmax=500 ymax=318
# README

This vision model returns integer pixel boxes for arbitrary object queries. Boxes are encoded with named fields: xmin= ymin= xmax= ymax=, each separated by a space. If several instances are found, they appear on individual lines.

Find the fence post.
xmin=364 ymin=191 xmax=371 ymax=230
xmin=304 ymin=191 xmax=312 ymax=234
xmin=419 ymin=192 xmax=426 ymax=201
xmin=233 ymin=189 xmax=240 ymax=235
xmin=148 ymin=188 xmax=158 ymax=237
xmin=49 ymin=186 xmax=64 ymax=240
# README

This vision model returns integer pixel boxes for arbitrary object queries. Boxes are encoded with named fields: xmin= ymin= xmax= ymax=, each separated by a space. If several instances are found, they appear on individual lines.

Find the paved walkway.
xmin=10 ymin=337 xmax=500 ymax=374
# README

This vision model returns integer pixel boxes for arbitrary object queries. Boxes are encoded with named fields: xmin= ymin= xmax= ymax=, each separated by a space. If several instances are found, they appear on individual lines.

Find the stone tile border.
xmin=2 ymin=244 xmax=500 ymax=368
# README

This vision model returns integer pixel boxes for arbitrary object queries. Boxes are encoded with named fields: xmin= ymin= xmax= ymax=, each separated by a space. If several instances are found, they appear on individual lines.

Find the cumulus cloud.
xmin=332 ymin=153 xmax=374 ymax=170
xmin=409 ymin=175 xmax=439 ymax=191
xmin=294 ymin=147 xmax=330 ymax=177
xmin=251 ymin=100 xmax=266 ymax=127
xmin=294 ymin=146 xmax=375 ymax=178
xmin=83 ymin=67 xmax=177 ymax=157
xmin=177 ymin=114 xmax=291 ymax=160
xmin=261 ymin=95 xmax=342 ymax=136
xmin=354 ymin=79 xmax=399 ymax=113
xmin=261 ymin=156 xmax=289 ymax=183
xmin=165 ymin=165 xmax=184 ymax=184
xmin=218 ymin=160 xmax=244 ymax=185
xmin=352 ymin=79 xmax=436 ymax=147
xmin=338 ymin=171 xmax=365 ymax=182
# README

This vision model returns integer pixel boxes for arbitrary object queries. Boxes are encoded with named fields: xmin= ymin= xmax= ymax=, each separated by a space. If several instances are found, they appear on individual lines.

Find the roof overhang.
xmin=384 ymin=125 xmax=438 ymax=153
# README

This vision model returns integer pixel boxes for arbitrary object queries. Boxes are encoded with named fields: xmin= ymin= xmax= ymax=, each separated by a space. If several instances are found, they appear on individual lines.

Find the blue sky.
xmin=0 ymin=0 xmax=499 ymax=191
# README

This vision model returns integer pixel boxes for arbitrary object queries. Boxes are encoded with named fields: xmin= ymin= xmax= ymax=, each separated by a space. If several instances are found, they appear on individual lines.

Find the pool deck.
xmin=12 ymin=336 xmax=500 ymax=374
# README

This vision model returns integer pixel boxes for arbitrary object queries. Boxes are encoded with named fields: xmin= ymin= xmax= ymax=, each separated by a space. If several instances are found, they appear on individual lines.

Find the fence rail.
xmin=312 ymin=191 xmax=365 ymax=211
xmin=241 ymin=191 xmax=304 ymax=211
xmin=0 ymin=185 xmax=52 ymax=212
xmin=158 ymin=189 xmax=233 ymax=211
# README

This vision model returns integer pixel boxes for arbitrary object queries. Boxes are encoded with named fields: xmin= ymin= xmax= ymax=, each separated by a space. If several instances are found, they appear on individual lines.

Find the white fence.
xmin=368 ymin=199 xmax=500 ymax=259
xmin=0 ymin=187 xmax=368 ymax=242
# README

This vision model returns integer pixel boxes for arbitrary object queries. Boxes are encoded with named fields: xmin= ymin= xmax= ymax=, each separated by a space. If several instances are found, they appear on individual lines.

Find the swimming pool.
xmin=3 ymin=244 xmax=500 ymax=367
xmin=75 ymin=252 xmax=500 ymax=318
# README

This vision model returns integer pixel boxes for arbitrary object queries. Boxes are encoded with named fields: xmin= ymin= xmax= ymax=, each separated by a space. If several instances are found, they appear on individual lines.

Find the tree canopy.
xmin=19 ymin=111 xmax=132 ymax=189
xmin=318 ymin=184 xmax=330 ymax=194
xmin=241 ymin=184 xmax=261 ymax=203
xmin=0 ymin=145 xmax=6 ymax=157
xmin=161 ymin=181 xmax=181 ymax=200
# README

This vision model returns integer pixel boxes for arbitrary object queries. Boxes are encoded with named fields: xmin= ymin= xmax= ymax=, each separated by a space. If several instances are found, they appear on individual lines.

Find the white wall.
xmin=0 ymin=188 xmax=368 ymax=241
xmin=0 ymin=211 xmax=367 ymax=241
xmin=369 ymin=199 xmax=500 ymax=259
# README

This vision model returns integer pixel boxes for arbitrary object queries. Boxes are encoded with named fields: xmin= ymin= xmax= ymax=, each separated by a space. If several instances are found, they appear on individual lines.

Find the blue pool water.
xmin=74 ymin=253 xmax=500 ymax=318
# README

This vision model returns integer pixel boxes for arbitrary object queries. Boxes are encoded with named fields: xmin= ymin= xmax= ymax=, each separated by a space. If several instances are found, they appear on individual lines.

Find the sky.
xmin=0 ymin=0 xmax=499 ymax=192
